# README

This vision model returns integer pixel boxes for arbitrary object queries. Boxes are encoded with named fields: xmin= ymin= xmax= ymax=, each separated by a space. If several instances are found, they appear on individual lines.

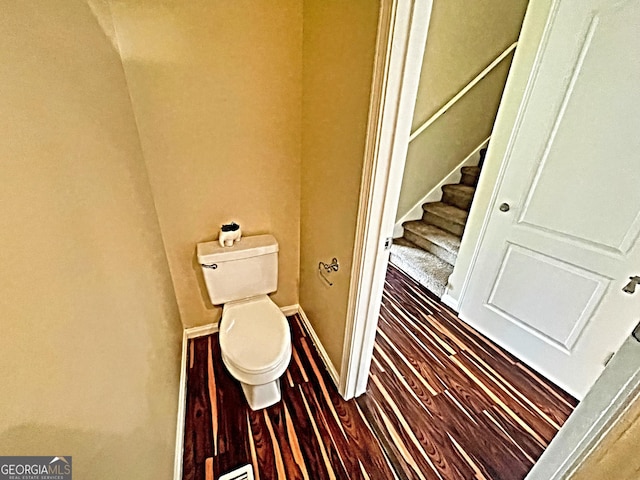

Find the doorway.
xmin=342 ymin=0 xmax=640 ymax=478
xmin=389 ymin=0 xmax=527 ymax=302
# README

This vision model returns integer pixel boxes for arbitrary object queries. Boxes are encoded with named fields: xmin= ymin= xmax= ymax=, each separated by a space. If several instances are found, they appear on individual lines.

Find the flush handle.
xmin=622 ymin=276 xmax=640 ymax=294
xmin=201 ymin=263 xmax=218 ymax=270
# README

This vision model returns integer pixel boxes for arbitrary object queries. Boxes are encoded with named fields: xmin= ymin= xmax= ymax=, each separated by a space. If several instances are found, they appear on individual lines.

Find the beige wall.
xmin=300 ymin=0 xmax=381 ymax=370
xmin=412 ymin=0 xmax=529 ymax=129
xmin=396 ymin=0 xmax=528 ymax=222
xmin=0 ymin=1 xmax=182 ymax=478
xmin=570 ymin=394 xmax=640 ymax=479
xmin=109 ymin=0 xmax=302 ymax=328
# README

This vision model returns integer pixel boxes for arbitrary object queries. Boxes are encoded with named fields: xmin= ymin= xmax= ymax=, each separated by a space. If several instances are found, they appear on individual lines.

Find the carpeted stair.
xmin=389 ymin=149 xmax=486 ymax=297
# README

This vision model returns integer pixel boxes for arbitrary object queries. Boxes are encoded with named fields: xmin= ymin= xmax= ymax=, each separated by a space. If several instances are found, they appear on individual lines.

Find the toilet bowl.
xmin=219 ymin=295 xmax=291 ymax=410
xmin=197 ymin=233 xmax=291 ymax=410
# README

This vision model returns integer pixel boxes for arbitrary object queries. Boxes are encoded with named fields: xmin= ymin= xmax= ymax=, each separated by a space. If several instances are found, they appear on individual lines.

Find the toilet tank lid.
xmin=197 ymin=234 xmax=278 ymax=264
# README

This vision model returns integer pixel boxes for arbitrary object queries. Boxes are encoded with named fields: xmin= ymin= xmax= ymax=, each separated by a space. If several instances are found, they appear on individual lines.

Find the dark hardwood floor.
xmin=182 ymin=314 xmax=397 ymax=480
xmin=182 ymin=263 xmax=578 ymax=480
xmin=357 ymin=263 xmax=578 ymax=480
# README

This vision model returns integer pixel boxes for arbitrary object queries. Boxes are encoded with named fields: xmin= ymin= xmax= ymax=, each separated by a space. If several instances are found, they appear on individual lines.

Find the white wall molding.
xmin=185 ymin=322 xmax=219 ymax=339
xmin=393 ymin=136 xmax=490 ymax=238
xmin=173 ymin=332 xmax=188 ymax=480
xmin=296 ymin=305 xmax=340 ymax=387
xmin=440 ymin=292 xmax=460 ymax=312
xmin=173 ymin=321 xmax=219 ymax=480
xmin=280 ymin=304 xmax=299 ymax=317
xmin=181 ymin=304 xmax=297 ymax=339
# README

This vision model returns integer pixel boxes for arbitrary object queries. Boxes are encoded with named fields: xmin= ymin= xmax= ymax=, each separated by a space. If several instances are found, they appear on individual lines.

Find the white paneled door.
xmin=459 ymin=0 xmax=640 ymax=399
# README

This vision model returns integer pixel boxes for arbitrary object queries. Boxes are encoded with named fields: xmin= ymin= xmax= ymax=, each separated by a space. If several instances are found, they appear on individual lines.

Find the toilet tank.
xmin=197 ymin=234 xmax=278 ymax=305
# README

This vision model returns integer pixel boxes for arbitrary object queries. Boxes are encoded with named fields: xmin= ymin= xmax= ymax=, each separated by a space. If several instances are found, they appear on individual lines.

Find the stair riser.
xmin=460 ymin=172 xmax=479 ymax=187
xmin=404 ymin=230 xmax=458 ymax=266
xmin=422 ymin=211 xmax=465 ymax=237
xmin=442 ymin=189 xmax=474 ymax=210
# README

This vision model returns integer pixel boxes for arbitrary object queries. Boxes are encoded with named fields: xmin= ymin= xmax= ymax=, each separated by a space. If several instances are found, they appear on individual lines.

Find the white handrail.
xmin=409 ymin=42 xmax=518 ymax=143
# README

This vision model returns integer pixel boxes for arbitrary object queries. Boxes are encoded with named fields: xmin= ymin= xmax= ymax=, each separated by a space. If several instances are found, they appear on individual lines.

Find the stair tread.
xmin=461 ymin=166 xmax=481 ymax=176
xmin=442 ymin=184 xmax=475 ymax=194
xmin=390 ymin=240 xmax=453 ymax=297
xmin=402 ymin=221 xmax=461 ymax=253
xmin=422 ymin=202 xmax=468 ymax=226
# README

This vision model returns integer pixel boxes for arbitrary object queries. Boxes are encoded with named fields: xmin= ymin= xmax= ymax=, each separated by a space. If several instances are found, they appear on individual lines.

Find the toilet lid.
xmin=220 ymin=295 xmax=290 ymax=374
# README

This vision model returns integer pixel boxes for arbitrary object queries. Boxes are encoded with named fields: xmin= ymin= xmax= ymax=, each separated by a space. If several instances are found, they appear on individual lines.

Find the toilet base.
xmin=241 ymin=378 xmax=282 ymax=410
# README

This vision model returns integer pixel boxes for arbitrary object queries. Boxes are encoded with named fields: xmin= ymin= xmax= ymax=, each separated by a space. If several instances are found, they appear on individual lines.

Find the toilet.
xmin=197 ymin=234 xmax=291 ymax=410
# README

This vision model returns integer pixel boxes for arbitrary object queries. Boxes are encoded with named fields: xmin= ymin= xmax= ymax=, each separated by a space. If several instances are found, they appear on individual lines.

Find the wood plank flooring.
xmin=357 ymin=263 xmax=578 ymax=480
xmin=182 ymin=314 xmax=397 ymax=480
xmin=182 ymin=263 xmax=578 ymax=480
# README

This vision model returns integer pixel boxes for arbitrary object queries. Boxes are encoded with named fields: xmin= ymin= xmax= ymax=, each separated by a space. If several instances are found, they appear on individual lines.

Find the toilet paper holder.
xmin=319 ymin=258 xmax=339 ymax=286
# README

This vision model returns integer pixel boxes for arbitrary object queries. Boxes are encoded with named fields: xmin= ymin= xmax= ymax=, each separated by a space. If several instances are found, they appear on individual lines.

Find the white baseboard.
xmin=393 ymin=136 xmax=491 ymax=239
xmin=185 ymin=322 xmax=219 ymax=339
xmin=181 ymin=305 xmax=297 ymax=340
xmin=440 ymin=291 xmax=460 ymax=312
xmin=296 ymin=305 xmax=341 ymax=388
xmin=280 ymin=304 xmax=299 ymax=317
xmin=173 ymin=304 xmax=338 ymax=479
xmin=174 ymin=321 xmax=219 ymax=480
xmin=173 ymin=331 xmax=188 ymax=480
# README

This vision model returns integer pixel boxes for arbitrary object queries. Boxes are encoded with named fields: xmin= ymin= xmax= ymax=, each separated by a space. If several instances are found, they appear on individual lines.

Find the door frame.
xmin=337 ymin=0 xmax=433 ymax=400
xmin=341 ymin=0 xmax=640 ymax=477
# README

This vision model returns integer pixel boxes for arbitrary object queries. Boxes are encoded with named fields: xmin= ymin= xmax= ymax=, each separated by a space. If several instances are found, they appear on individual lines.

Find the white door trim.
xmin=338 ymin=0 xmax=433 ymax=400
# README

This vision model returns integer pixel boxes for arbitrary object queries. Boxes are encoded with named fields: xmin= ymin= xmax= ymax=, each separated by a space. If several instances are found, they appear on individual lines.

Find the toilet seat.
xmin=220 ymin=295 xmax=291 ymax=385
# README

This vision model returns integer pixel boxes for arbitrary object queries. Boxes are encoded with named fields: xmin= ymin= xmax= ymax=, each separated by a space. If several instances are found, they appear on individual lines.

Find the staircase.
xmin=389 ymin=149 xmax=486 ymax=297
